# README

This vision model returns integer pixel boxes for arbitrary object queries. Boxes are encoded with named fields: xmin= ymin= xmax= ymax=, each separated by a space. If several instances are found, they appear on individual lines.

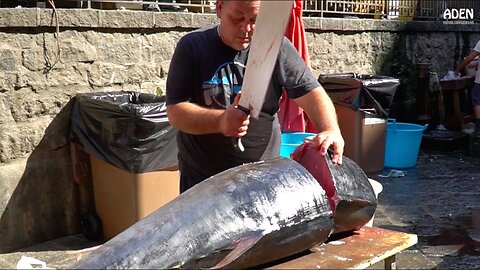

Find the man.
xmin=166 ymin=0 xmax=344 ymax=192
xmin=455 ymin=40 xmax=480 ymax=138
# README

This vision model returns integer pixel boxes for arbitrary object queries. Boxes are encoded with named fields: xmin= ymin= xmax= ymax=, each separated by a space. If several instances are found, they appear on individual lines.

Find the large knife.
xmin=235 ymin=0 xmax=293 ymax=151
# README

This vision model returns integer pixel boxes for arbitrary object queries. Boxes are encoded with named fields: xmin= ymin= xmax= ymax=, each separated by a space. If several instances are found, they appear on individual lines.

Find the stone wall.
xmin=0 ymin=8 xmax=479 ymax=252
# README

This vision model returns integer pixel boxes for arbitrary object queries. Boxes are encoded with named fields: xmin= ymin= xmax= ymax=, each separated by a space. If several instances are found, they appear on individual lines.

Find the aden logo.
xmin=443 ymin=8 xmax=474 ymax=20
xmin=442 ymin=8 xmax=475 ymax=24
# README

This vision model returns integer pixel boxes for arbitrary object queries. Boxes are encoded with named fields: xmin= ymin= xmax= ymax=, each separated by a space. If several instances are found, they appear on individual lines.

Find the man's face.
xmin=216 ymin=0 xmax=260 ymax=51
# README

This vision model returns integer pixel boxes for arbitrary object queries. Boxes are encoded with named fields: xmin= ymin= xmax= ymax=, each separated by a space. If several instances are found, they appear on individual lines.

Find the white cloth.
xmin=441 ymin=70 xmax=459 ymax=81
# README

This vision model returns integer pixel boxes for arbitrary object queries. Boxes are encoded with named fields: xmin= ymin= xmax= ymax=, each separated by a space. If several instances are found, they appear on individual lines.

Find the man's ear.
xmin=216 ymin=0 xmax=223 ymax=18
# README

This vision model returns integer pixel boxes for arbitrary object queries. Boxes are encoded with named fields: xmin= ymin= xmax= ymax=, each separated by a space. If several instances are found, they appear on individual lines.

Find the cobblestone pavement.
xmin=369 ymin=137 xmax=480 ymax=269
xmin=1 ymin=139 xmax=479 ymax=269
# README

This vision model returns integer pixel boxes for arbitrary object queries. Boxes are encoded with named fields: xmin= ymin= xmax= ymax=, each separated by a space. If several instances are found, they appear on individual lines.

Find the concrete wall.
xmin=0 ymin=8 xmax=479 ymax=252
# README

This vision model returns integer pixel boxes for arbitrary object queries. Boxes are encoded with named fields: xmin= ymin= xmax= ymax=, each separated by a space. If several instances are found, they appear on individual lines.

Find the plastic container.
xmin=319 ymin=73 xmax=399 ymax=173
xmin=280 ymin=132 xmax=315 ymax=158
xmin=70 ymin=91 xmax=180 ymax=240
xmin=334 ymin=105 xmax=387 ymax=174
xmin=384 ymin=119 xmax=428 ymax=169
xmin=71 ymin=91 xmax=178 ymax=173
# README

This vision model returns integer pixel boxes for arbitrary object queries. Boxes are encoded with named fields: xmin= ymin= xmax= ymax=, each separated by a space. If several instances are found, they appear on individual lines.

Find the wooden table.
xmin=437 ymin=76 xmax=475 ymax=130
xmin=268 ymin=227 xmax=418 ymax=270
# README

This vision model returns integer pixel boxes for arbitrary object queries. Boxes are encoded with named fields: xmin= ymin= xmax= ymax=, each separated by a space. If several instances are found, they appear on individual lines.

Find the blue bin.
xmin=280 ymin=132 xmax=316 ymax=158
xmin=384 ymin=119 xmax=428 ymax=168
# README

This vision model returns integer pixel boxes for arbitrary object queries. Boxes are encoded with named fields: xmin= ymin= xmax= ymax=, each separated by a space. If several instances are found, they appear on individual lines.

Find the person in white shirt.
xmin=455 ymin=40 xmax=480 ymax=138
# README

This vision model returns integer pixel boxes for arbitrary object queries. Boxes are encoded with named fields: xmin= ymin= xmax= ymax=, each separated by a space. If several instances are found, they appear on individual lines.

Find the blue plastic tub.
xmin=384 ymin=119 xmax=428 ymax=169
xmin=280 ymin=132 xmax=315 ymax=158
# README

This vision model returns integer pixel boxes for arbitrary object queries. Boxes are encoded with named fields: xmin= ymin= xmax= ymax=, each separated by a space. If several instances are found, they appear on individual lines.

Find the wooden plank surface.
xmin=438 ymin=75 xmax=474 ymax=92
xmin=268 ymin=227 xmax=418 ymax=269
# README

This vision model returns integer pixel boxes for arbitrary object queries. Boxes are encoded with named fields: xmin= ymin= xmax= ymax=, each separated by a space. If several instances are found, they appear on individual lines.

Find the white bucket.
xmin=366 ymin=179 xmax=383 ymax=227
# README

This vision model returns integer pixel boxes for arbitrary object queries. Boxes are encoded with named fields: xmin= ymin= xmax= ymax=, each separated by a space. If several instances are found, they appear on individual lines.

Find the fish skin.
xmin=325 ymin=152 xmax=377 ymax=234
xmin=71 ymin=158 xmax=333 ymax=269
xmin=291 ymin=143 xmax=377 ymax=234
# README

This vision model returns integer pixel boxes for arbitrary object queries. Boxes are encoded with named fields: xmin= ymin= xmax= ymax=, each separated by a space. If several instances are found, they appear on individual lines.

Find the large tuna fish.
xmin=72 ymin=146 xmax=376 ymax=269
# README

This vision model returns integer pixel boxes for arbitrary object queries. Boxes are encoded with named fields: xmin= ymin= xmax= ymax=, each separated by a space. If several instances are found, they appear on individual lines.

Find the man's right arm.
xmin=166 ymin=32 xmax=249 ymax=137
xmin=167 ymin=102 xmax=223 ymax=134
xmin=167 ymin=97 xmax=250 ymax=137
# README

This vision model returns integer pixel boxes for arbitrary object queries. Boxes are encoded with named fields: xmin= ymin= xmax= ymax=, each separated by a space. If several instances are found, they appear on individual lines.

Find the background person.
xmin=166 ymin=0 xmax=344 ymax=192
xmin=455 ymin=40 xmax=480 ymax=138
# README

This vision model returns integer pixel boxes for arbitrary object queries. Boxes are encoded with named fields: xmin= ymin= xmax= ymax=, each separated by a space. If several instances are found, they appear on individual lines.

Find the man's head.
xmin=216 ymin=0 xmax=260 ymax=51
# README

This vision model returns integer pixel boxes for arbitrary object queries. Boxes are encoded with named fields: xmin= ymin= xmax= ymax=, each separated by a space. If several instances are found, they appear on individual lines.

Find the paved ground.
xmin=1 ymin=136 xmax=479 ymax=269
xmin=368 ymin=135 xmax=480 ymax=269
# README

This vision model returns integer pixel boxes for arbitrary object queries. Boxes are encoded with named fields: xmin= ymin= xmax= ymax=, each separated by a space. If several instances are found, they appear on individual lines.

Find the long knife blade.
xmin=234 ymin=0 xmax=293 ymax=152
xmin=238 ymin=0 xmax=293 ymax=118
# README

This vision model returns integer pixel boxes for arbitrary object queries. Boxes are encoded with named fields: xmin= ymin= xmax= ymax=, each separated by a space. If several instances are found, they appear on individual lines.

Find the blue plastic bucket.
xmin=384 ymin=119 xmax=428 ymax=168
xmin=280 ymin=132 xmax=315 ymax=158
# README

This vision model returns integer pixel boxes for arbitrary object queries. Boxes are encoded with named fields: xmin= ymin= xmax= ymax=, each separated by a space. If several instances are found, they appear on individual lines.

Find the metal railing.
xmin=2 ymin=0 xmax=478 ymax=21
xmin=303 ymin=0 xmax=478 ymax=21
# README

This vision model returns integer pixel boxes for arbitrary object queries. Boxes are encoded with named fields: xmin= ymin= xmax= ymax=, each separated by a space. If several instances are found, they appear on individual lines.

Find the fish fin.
xmin=210 ymin=231 xmax=263 ymax=269
xmin=170 ymin=263 xmax=182 ymax=269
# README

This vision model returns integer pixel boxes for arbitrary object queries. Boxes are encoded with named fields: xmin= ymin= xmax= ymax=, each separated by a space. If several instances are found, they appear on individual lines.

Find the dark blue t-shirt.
xmin=166 ymin=25 xmax=320 ymax=185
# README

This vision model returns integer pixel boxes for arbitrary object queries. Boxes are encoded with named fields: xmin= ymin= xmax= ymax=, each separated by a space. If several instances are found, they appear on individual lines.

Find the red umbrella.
xmin=278 ymin=0 xmax=317 ymax=133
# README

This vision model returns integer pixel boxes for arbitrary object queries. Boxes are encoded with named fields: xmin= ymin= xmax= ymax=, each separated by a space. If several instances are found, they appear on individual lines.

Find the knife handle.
xmin=232 ymin=105 xmax=250 ymax=152
xmin=236 ymin=105 xmax=250 ymax=115
xmin=232 ymin=137 xmax=245 ymax=152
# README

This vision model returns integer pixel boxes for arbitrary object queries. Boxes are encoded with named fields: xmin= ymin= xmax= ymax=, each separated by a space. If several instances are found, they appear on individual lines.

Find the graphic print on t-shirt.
xmin=202 ymin=61 xmax=245 ymax=109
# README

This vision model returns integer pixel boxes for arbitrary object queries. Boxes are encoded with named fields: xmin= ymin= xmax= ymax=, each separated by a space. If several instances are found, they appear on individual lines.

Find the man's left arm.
xmin=294 ymin=86 xmax=344 ymax=164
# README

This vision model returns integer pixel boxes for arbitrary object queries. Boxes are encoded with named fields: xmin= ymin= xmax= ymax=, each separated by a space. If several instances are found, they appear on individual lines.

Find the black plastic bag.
xmin=70 ymin=91 xmax=178 ymax=173
xmin=319 ymin=73 xmax=400 ymax=118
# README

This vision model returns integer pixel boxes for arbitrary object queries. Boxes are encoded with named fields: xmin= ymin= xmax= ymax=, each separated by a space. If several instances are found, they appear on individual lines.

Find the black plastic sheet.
xmin=319 ymin=73 xmax=400 ymax=118
xmin=70 ymin=91 xmax=178 ymax=173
